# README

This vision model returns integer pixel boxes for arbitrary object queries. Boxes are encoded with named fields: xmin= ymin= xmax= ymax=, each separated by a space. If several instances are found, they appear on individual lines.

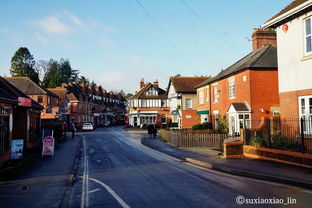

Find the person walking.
xmin=152 ymin=124 xmax=157 ymax=138
xmin=71 ymin=123 xmax=76 ymax=139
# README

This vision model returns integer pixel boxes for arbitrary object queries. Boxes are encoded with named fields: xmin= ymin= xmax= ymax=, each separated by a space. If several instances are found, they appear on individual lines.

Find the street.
xmin=1 ymin=126 xmax=312 ymax=208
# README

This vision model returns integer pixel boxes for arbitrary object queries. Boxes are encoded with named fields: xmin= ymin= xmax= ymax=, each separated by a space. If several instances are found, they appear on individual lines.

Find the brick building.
xmin=0 ymin=77 xmax=43 ymax=166
xmin=128 ymin=79 xmax=170 ymax=127
xmin=196 ymin=29 xmax=279 ymax=136
xmin=262 ymin=0 xmax=312 ymax=134
xmin=167 ymin=76 xmax=208 ymax=128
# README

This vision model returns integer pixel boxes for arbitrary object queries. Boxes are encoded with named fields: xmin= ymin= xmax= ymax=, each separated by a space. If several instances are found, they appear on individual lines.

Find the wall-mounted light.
xmin=260 ymin=108 xmax=265 ymax=113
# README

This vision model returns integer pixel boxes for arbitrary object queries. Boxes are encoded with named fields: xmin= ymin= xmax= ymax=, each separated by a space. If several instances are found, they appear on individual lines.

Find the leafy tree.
xmin=42 ymin=58 xmax=79 ymax=88
xmin=91 ymin=81 xmax=97 ymax=95
xmin=124 ymin=93 xmax=133 ymax=100
xmin=42 ymin=59 xmax=62 ymax=88
xmin=10 ymin=47 xmax=39 ymax=83
xmin=78 ymin=76 xmax=89 ymax=86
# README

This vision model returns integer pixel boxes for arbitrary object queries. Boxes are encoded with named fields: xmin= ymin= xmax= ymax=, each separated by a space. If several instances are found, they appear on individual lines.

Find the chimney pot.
xmin=140 ymin=78 xmax=145 ymax=89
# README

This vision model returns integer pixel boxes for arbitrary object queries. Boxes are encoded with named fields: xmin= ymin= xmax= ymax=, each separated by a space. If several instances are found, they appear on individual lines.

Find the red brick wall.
xmin=210 ymin=70 xmax=251 ymax=118
xmin=181 ymin=110 xmax=201 ymax=128
xmin=249 ymin=69 xmax=279 ymax=125
xmin=279 ymin=89 xmax=312 ymax=119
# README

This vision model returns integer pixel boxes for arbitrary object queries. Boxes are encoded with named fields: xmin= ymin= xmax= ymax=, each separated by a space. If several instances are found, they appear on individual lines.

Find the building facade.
xmin=128 ymin=79 xmax=170 ymax=127
xmin=196 ymin=29 xmax=279 ymax=136
xmin=262 ymin=0 xmax=312 ymax=135
xmin=167 ymin=76 xmax=208 ymax=128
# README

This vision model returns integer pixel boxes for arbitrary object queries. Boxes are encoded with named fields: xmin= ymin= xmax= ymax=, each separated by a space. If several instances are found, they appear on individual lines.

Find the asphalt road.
xmin=0 ymin=126 xmax=311 ymax=208
xmin=69 ymin=127 xmax=312 ymax=208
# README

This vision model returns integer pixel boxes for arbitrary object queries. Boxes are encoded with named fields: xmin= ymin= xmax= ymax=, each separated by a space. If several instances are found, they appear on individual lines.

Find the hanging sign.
xmin=42 ymin=136 xmax=55 ymax=156
xmin=11 ymin=139 xmax=24 ymax=159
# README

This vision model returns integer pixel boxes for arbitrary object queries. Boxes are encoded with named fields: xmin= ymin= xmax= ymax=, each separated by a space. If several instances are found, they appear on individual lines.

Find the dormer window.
xmin=146 ymin=87 xmax=158 ymax=96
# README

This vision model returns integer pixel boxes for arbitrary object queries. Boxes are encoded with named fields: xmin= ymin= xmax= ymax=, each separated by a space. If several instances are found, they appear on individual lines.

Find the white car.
xmin=82 ymin=122 xmax=94 ymax=131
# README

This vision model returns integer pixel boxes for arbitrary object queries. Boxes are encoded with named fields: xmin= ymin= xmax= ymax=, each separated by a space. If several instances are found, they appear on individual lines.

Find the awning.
xmin=197 ymin=110 xmax=209 ymax=115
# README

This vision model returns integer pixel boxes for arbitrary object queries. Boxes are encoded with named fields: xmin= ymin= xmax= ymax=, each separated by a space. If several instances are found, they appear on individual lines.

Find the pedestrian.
xmin=63 ymin=122 xmax=67 ymax=136
xmin=147 ymin=124 xmax=153 ymax=137
xmin=71 ymin=123 xmax=76 ymax=139
xmin=152 ymin=125 xmax=157 ymax=138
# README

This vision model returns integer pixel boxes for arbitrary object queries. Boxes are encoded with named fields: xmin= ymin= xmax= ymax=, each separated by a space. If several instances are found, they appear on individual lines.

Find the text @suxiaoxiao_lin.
xmin=236 ymin=195 xmax=297 ymax=205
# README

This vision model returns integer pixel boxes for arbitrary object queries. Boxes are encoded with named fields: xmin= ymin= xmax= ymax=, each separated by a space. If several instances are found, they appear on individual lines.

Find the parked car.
xmin=82 ymin=122 xmax=94 ymax=131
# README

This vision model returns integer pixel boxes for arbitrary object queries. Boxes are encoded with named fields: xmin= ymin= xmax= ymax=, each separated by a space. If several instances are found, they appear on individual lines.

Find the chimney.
xmin=140 ymin=78 xmax=145 ymax=89
xmin=153 ymin=79 xmax=159 ymax=88
xmin=252 ymin=28 xmax=276 ymax=51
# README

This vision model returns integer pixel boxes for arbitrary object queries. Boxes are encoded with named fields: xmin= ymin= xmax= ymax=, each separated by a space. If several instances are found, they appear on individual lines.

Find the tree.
xmin=78 ymin=76 xmax=89 ymax=86
xmin=42 ymin=58 xmax=79 ymax=88
xmin=10 ymin=47 xmax=39 ymax=83
xmin=42 ymin=59 xmax=62 ymax=88
xmin=124 ymin=93 xmax=133 ymax=100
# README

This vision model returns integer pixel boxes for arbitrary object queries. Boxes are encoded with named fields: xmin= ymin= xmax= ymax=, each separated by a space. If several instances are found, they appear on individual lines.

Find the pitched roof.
xmin=0 ymin=76 xmax=43 ymax=109
xmin=4 ymin=77 xmax=59 ymax=98
xmin=231 ymin=103 xmax=250 ymax=112
xmin=48 ymin=87 xmax=68 ymax=101
xmin=263 ymin=0 xmax=311 ymax=27
xmin=196 ymin=44 xmax=277 ymax=88
xmin=168 ymin=77 xmax=209 ymax=93
xmin=131 ymin=83 xmax=167 ymax=99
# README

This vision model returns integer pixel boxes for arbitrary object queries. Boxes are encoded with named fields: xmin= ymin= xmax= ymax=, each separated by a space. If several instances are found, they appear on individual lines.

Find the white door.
xmin=299 ymin=96 xmax=312 ymax=134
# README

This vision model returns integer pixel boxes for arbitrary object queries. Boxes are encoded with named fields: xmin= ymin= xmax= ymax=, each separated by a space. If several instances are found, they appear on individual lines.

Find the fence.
xmin=244 ymin=117 xmax=312 ymax=154
xmin=161 ymin=130 xmax=227 ymax=150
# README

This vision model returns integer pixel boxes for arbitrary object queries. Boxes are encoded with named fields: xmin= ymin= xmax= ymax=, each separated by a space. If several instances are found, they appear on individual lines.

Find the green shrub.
xmin=271 ymin=134 xmax=302 ymax=152
xmin=214 ymin=116 xmax=229 ymax=134
xmin=192 ymin=122 xmax=212 ymax=130
xmin=250 ymin=137 xmax=266 ymax=147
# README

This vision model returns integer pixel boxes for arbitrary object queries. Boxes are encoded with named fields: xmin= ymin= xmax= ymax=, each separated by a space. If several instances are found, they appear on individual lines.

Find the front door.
xmin=299 ymin=96 xmax=312 ymax=134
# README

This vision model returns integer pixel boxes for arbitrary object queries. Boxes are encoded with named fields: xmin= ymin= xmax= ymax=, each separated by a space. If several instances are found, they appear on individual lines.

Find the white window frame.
xmin=185 ymin=98 xmax=192 ymax=109
xmin=199 ymin=90 xmax=204 ymax=104
xmin=213 ymin=85 xmax=219 ymax=103
xmin=298 ymin=95 xmax=312 ymax=134
xmin=304 ymin=17 xmax=312 ymax=56
xmin=206 ymin=88 xmax=209 ymax=103
xmin=229 ymin=79 xmax=235 ymax=99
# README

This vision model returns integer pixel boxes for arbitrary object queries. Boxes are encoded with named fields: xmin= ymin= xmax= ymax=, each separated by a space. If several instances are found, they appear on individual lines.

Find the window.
xmin=47 ymin=97 xmax=51 ymax=105
xmin=161 ymin=115 xmax=167 ymax=124
xmin=146 ymin=87 xmax=158 ymax=96
xmin=161 ymin=100 xmax=167 ymax=107
xmin=185 ymin=99 xmax=192 ymax=109
xmin=37 ymin=96 xmax=43 ymax=103
xmin=213 ymin=86 xmax=219 ymax=103
xmin=199 ymin=90 xmax=204 ymax=104
xmin=305 ymin=17 xmax=312 ymax=55
xmin=206 ymin=88 xmax=209 ymax=103
xmin=229 ymin=79 xmax=235 ymax=99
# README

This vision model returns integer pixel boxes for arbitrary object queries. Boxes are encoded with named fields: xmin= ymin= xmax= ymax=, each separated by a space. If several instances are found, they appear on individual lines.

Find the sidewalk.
xmin=0 ymin=134 xmax=82 ymax=208
xmin=142 ymin=137 xmax=312 ymax=189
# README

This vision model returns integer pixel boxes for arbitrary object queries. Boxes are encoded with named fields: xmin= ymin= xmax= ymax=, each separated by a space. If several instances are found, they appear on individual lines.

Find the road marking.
xmin=89 ymin=177 xmax=130 ymax=208
xmin=89 ymin=188 xmax=100 ymax=194
xmin=81 ymin=137 xmax=89 ymax=208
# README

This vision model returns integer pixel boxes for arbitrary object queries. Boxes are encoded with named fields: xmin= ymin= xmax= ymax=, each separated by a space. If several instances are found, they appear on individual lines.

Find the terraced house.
xmin=196 ymin=29 xmax=279 ymax=136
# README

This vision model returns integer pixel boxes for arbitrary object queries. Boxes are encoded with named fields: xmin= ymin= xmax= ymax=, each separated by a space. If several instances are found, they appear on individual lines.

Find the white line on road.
xmin=89 ymin=188 xmax=101 ymax=194
xmin=81 ymin=137 xmax=89 ymax=208
xmin=89 ymin=177 xmax=130 ymax=208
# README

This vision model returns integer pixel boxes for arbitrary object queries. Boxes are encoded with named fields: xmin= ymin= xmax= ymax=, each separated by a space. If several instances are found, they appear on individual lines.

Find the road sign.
xmin=42 ymin=136 xmax=55 ymax=156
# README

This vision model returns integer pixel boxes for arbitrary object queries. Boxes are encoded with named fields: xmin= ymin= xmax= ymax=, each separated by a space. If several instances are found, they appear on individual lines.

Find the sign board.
xmin=42 ymin=136 xmax=55 ymax=156
xmin=18 ymin=97 xmax=32 ymax=107
xmin=11 ymin=139 xmax=24 ymax=159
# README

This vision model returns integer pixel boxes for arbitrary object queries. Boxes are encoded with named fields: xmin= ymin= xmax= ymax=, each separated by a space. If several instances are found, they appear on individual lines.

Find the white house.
xmin=262 ymin=0 xmax=312 ymax=133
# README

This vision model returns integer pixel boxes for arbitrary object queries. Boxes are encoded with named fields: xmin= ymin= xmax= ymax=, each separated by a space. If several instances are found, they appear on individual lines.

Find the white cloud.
xmin=35 ymin=33 xmax=48 ymax=44
xmin=61 ymin=10 xmax=83 ymax=26
xmin=35 ymin=15 xmax=72 ymax=35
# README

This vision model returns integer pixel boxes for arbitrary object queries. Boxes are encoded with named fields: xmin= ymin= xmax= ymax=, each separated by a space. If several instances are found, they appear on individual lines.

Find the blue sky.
xmin=0 ymin=0 xmax=292 ymax=93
